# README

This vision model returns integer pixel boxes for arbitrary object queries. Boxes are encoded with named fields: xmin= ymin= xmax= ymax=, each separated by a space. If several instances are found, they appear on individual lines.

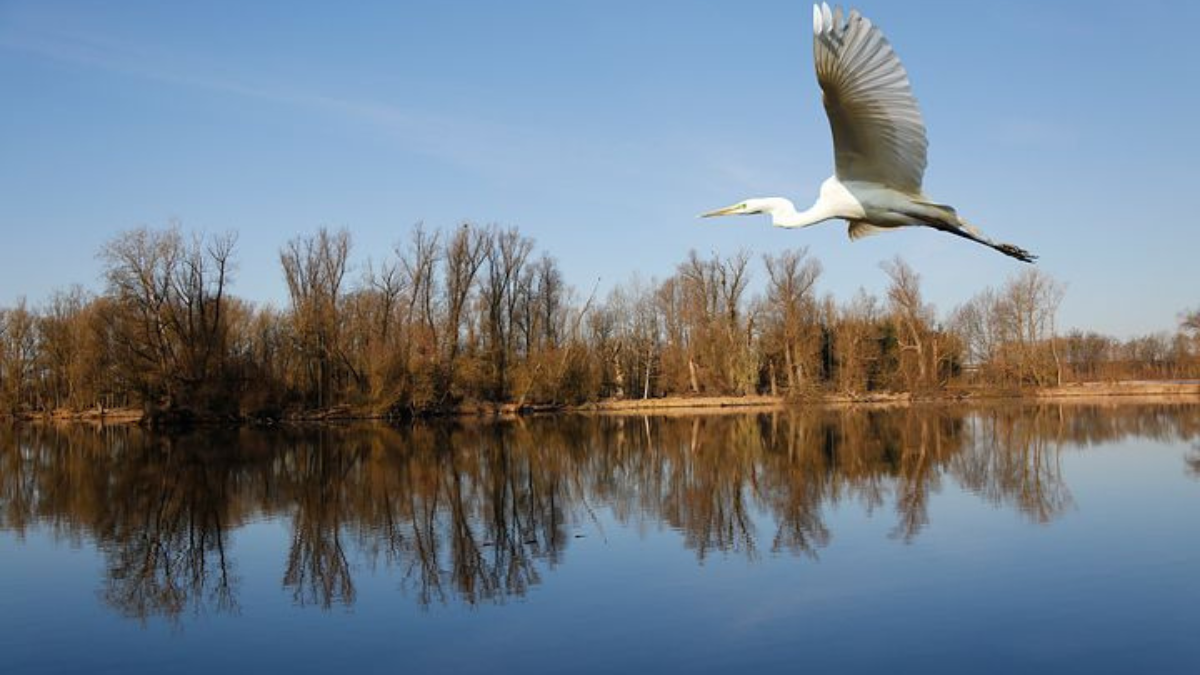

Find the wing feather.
xmin=813 ymin=5 xmax=928 ymax=193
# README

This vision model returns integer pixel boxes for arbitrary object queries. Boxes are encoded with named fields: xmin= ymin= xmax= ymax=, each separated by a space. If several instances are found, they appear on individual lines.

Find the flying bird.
xmin=702 ymin=3 xmax=1035 ymax=263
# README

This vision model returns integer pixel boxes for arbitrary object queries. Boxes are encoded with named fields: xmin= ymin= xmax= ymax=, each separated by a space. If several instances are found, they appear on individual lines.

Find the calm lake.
xmin=2 ymin=404 xmax=1198 ymax=674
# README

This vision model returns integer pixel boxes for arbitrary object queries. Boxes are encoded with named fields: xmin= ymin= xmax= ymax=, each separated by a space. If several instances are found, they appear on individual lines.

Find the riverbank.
xmin=1029 ymin=380 xmax=1200 ymax=399
xmin=4 ymin=380 xmax=1198 ymax=425
xmin=2 ymin=407 xmax=148 ymax=424
xmin=576 ymin=380 xmax=1200 ymax=413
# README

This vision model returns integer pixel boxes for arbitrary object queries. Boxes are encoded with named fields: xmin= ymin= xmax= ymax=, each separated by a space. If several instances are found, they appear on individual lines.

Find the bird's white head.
xmin=700 ymin=197 xmax=799 ymax=226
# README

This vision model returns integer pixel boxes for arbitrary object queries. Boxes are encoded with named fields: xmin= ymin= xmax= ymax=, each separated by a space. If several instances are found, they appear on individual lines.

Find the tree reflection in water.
xmin=1 ymin=403 xmax=1197 ymax=621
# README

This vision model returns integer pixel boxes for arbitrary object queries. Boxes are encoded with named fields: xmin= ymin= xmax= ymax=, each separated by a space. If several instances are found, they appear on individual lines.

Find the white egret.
xmin=702 ymin=3 xmax=1035 ymax=263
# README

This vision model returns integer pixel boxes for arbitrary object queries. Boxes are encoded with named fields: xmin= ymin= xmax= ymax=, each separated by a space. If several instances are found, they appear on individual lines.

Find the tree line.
xmin=1 ymin=222 xmax=1197 ymax=418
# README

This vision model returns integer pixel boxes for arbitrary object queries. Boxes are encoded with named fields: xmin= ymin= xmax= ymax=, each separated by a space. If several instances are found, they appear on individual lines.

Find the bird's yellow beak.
xmin=699 ymin=203 xmax=742 ymax=218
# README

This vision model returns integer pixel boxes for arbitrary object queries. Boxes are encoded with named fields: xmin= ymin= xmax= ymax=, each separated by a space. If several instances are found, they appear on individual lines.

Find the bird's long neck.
xmin=771 ymin=198 xmax=834 ymax=229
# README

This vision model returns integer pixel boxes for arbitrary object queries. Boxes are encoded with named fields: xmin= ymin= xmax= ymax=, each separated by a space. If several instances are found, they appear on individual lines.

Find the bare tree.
xmin=101 ymin=227 xmax=183 ymax=403
xmin=441 ymin=224 xmax=487 ymax=395
xmin=0 ymin=301 xmax=38 ymax=413
xmin=281 ymin=228 xmax=351 ymax=407
xmin=882 ymin=257 xmax=935 ymax=391
xmin=1002 ymin=268 xmax=1066 ymax=386
xmin=480 ymin=227 xmax=533 ymax=400
xmin=36 ymin=286 xmax=90 ymax=409
xmin=167 ymin=231 xmax=237 ymax=398
xmin=98 ymin=226 xmax=237 ymax=411
xmin=673 ymin=250 xmax=756 ymax=395
xmin=763 ymin=248 xmax=822 ymax=395
xmin=1180 ymin=308 xmax=1200 ymax=376
xmin=833 ymin=289 xmax=882 ymax=394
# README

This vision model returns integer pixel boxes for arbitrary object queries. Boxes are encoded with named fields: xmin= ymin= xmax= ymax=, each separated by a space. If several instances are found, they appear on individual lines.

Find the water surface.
xmin=2 ymin=404 xmax=1199 ymax=674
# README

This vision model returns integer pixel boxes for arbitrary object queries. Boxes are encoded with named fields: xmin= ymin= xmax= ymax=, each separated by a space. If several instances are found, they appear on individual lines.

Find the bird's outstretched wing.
xmin=812 ymin=4 xmax=927 ymax=193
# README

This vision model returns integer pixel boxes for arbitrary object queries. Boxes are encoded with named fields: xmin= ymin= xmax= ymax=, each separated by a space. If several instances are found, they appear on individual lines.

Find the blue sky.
xmin=1 ymin=0 xmax=1197 ymax=337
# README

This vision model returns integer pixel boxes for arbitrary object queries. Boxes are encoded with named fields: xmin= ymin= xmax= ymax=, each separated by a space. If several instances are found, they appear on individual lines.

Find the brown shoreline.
xmin=573 ymin=381 xmax=1200 ymax=416
xmin=4 ymin=380 xmax=1198 ymax=425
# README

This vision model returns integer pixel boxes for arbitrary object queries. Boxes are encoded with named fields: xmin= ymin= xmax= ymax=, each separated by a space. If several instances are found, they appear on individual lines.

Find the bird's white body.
xmin=701 ymin=3 xmax=1035 ymax=263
